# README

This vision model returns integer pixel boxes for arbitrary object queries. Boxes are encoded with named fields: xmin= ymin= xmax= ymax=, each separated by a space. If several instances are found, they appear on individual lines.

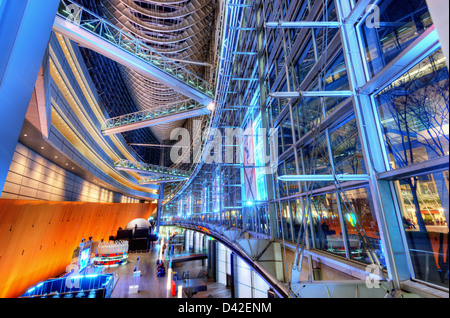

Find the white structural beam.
xmin=270 ymin=91 xmax=354 ymax=99
xmin=277 ymin=174 xmax=370 ymax=182
xmin=265 ymin=21 xmax=341 ymax=28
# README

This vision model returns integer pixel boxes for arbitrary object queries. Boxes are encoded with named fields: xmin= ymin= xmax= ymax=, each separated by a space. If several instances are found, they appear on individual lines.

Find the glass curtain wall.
xmin=161 ymin=0 xmax=448 ymax=289
xmin=356 ymin=0 xmax=448 ymax=288
xmin=373 ymin=48 xmax=449 ymax=287
xmin=271 ymin=0 xmax=383 ymax=268
xmin=270 ymin=0 xmax=447 ymax=286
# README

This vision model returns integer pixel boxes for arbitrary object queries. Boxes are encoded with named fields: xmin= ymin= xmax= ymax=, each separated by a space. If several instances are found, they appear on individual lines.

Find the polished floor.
xmin=103 ymin=245 xmax=231 ymax=298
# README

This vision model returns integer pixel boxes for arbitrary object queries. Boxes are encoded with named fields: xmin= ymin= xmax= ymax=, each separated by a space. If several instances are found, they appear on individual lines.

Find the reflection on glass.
xmin=285 ymin=155 xmax=300 ymax=196
xmin=329 ymin=114 xmax=367 ymax=175
xmin=393 ymin=170 xmax=449 ymax=288
xmin=340 ymin=187 xmax=385 ymax=266
xmin=291 ymin=199 xmax=304 ymax=243
xmin=359 ymin=0 xmax=432 ymax=77
xmin=280 ymin=201 xmax=293 ymax=241
xmin=277 ymin=162 xmax=289 ymax=198
xmin=302 ymin=132 xmax=333 ymax=190
xmin=314 ymin=0 xmax=339 ymax=55
xmin=310 ymin=194 xmax=345 ymax=256
xmin=323 ymin=52 xmax=350 ymax=115
xmin=281 ymin=112 xmax=294 ymax=152
xmin=293 ymin=37 xmax=315 ymax=89
xmin=243 ymin=206 xmax=255 ymax=232
xmin=255 ymin=205 xmax=269 ymax=235
xmin=293 ymin=97 xmax=322 ymax=139
xmin=375 ymin=49 xmax=449 ymax=169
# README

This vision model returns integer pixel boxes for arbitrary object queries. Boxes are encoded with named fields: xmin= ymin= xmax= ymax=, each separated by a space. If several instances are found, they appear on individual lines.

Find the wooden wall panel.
xmin=0 ymin=199 xmax=156 ymax=298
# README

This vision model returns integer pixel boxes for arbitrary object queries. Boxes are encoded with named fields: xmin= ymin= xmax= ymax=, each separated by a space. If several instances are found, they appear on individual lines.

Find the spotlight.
xmin=207 ymin=102 xmax=215 ymax=112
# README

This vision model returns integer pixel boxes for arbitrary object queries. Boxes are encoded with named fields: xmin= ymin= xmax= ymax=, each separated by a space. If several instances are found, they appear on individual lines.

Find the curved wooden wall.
xmin=0 ymin=199 xmax=156 ymax=298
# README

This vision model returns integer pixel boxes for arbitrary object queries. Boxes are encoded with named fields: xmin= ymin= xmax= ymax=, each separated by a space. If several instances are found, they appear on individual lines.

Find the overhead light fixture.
xmin=207 ymin=102 xmax=215 ymax=112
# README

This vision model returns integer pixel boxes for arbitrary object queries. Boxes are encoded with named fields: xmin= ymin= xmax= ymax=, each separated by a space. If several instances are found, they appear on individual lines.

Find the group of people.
xmin=156 ymin=259 xmax=165 ymax=277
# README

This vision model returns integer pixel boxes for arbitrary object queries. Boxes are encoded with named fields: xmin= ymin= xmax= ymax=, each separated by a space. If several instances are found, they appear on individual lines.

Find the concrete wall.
xmin=1 ymin=143 xmax=139 ymax=203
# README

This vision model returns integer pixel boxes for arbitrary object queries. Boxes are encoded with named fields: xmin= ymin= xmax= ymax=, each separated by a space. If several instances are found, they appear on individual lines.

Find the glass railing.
xmin=56 ymin=0 xmax=214 ymax=98
xmin=101 ymin=100 xmax=205 ymax=131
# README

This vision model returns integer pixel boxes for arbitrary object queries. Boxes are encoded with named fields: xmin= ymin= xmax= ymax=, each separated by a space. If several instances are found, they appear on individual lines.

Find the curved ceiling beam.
xmin=108 ymin=0 xmax=211 ymax=19
xmin=101 ymin=6 xmax=214 ymax=47
xmin=102 ymin=1 xmax=214 ymax=33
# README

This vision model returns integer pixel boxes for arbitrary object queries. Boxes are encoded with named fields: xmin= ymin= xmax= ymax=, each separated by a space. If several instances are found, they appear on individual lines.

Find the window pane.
xmin=293 ymin=96 xmax=322 ymax=138
xmin=329 ymin=114 xmax=367 ymax=175
xmin=359 ymin=0 xmax=433 ymax=77
xmin=375 ymin=48 xmax=449 ymax=169
xmin=277 ymin=201 xmax=292 ymax=240
xmin=303 ymin=132 xmax=333 ymax=190
xmin=286 ymin=154 xmax=300 ymax=196
xmin=323 ymin=52 xmax=350 ymax=115
xmin=291 ymin=199 xmax=304 ymax=243
xmin=310 ymin=193 xmax=345 ymax=257
xmin=277 ymin=162 xmax=289 ymax=198
xmin=293 ymin=36 xmax=315 ymax=89
xmin=314 ymin=1 xmax=339 ymax=55
xmin=281 ymin=112 xmax=294 ymax=152
xmin=393 ymin=170 xmax=449 ymax=288
xmin=255 ymin=205 xmax=269 ymax=235
xmin=340 ymin=187 xmax=386 ymax=267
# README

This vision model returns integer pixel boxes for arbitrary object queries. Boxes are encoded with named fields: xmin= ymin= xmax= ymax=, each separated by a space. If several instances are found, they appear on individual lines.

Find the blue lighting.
xmin=78 ymin=243 xmax=91 ymax=273
xmin=21 ymin=273 xmax=114 ymax=298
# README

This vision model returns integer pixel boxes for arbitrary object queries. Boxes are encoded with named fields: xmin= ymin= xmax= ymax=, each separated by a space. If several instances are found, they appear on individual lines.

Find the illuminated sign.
xmin=79 ymin=248 xmax=90 ymax=272
xmin=77 ymin=240 xmax=92 ymax=273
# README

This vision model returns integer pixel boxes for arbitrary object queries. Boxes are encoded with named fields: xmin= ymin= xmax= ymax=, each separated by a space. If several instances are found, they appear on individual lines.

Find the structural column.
xmin=0 ymin=0 xmax=60 ymax=193
xmin=155 ymin=145 xmax=166 ymax=234
xmin=336 ymin=0 xmax=410 ymax=288
xmin=255 ymin=0 xmax=278 ymax=240
xmin=426 ymin=0 xmax=449 ymax=69
xmin=207 ymin=239 xmax=217 ymax=281
xmin=230 ymin=252 xmax=236 ymax=298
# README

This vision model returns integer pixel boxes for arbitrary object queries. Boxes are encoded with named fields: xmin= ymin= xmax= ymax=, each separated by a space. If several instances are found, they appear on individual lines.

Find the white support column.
xmin=0 ymin=0 xmax=60 ymax=193
xmin=426 ymin=0 xmax=449 ymax=69
xmin=335 ymin=0 xmax=411 ymax=288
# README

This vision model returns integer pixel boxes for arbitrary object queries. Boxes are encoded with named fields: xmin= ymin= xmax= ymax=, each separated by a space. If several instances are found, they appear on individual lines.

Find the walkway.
xmin=103 ymin=245 xmax=231 ymax=298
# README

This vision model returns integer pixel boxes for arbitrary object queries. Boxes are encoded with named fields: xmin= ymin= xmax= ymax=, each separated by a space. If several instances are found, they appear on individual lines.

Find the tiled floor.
xmin=103 ymin=245 xmax=231 ymax=298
